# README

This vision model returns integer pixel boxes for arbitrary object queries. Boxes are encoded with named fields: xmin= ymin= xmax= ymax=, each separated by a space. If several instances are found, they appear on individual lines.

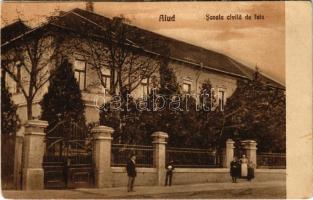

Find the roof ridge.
xmin=2 ymin=7 xmax=284 ymax=87
xmin=2 ymin=9 xmax=75 ymax=47
xmin=228 ymin=57 xmax=285 ymax=88
xmin=71 ymin=8 xmax=140 ymax=47
xmin=226 ymin=57 xmax=252 ymax=79
xmin=258 ymin=71 xmax=285 ymax=87
xmin=71 ymin=8 xmax=230 ymax=58
xmin=61 ymin=8 xmax=282 ymax=82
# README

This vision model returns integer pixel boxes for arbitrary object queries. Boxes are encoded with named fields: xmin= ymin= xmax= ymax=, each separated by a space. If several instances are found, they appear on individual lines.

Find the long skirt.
xmin=241 ymin=163 xmax=248 ymax=177
xmin=247 ymin=167 xmax=255 ymax=180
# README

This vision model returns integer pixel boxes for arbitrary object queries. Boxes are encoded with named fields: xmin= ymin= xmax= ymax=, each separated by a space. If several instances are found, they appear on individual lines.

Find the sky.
xmin=1 ymin=2 xmax=285 ymax=84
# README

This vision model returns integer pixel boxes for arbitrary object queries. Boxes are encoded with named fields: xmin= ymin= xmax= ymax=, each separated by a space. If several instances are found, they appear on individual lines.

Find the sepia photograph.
xmin=1 ymin=1 xmax=309 ymax=199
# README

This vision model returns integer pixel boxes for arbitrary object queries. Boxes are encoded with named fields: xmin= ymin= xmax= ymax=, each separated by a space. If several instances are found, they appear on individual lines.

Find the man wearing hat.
xmin=126 ymin=154 xmax=137 ymax=192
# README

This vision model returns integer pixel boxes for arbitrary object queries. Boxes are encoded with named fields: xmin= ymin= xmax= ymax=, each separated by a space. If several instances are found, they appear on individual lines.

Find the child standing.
xmin=165 ymin=160 xmax=175 ymax=186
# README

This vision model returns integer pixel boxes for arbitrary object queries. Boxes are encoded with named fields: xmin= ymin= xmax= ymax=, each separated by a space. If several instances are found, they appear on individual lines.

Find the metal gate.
xmin=234 ymin=140 xmax=245 ymax=159
xmin=43 ymin=121 xmax=94 ymax=189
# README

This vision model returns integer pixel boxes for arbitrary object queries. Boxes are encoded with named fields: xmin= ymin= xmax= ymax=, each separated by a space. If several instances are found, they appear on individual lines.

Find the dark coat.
xmin=247 ymin=164 xmax=255 ymax=180
xmin=230 ymin=160 xmax=240 ymax=177
xmin=126 ymin=159 xmax=137 ymax=177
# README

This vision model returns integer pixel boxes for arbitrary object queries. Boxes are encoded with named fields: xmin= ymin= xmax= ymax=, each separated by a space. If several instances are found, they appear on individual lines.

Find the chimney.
xmin=86 ymin=1 xmax=94 ymax=12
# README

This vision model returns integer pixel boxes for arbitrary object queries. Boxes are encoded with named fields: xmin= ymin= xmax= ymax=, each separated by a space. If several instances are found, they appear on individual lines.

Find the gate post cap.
xmin=241 ymin=140 xmax=257 ymax=146
xmin=25 ymin=120 xmax=49 ymax=128
xmin=91 ymin=126 xmax=114 ymax=133
xmin=151 ymin=131 xmax=168 ymax=139
xmin=241 ymin=140 xmax=258 ymax=150
xmin=226 ymin=138 xmax=235 ymax=144
xmin=151 ymin=131 xmax=168 ymax=144
xmin=241 ymin=139 xmax=257 ymax=143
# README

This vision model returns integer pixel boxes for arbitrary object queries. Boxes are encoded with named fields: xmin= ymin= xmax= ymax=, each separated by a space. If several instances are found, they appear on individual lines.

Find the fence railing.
xmin=111 ymin=144 xmax=285 ymax=169
xmin=166 ymin=147 xmax=224 ymax=168
xmin=111 ymin=144 xmax=154 ymax=167
xmin=257 ymin=153 xmax=286 ymax=169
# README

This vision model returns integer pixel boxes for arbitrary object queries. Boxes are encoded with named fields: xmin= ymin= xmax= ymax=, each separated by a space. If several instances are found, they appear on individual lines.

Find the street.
xmin=2 ymin=180 xmax=285 ymax=199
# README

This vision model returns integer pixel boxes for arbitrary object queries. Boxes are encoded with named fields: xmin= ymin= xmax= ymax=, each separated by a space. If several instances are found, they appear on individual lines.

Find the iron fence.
xmin=166 ymin=147 xmax=224 ymax=168
xmin=257 ymin=153 xmax=286 ymax=169
xmin=111 ymin=144 xmax=154 ymax=167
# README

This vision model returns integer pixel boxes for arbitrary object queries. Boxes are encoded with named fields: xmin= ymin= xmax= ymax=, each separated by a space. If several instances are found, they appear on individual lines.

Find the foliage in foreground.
xmin=40 ymin=59 xmax=86 ymax=131
xmin=1 ymin=82 xmax=20 ymax=135
xmin=100 ymin=63 xmax=285 ymax=153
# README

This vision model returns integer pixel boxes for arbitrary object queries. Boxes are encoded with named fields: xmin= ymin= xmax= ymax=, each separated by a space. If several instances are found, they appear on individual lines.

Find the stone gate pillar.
xmin=151 ymin=131 xmax=168 ymax=186
xmin=224 ymin=138 xmax=235 ymax=168
xmin=92 ymin=126 xmax=114 ymax=188
xmin=241 ymin=140 xmax=257 ymax=166
xmin=22 ymin=120 xmax=48 ymax=190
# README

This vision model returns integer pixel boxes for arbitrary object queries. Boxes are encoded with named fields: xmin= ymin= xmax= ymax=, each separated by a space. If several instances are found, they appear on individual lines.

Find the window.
xmin=74 ymin=60 xmax=86 ymax=90
xmin=101 ymin=67 xmax=111 ymax=91
xmin=182 ymin=77 xmax=192 ymax=94
xmin=182 ymin=83 xmax=191 ymax=93
xmin=218 ymin=89 xmax=225 ymax=111
xmin=141 ymin=78 xmax=148 ymax=98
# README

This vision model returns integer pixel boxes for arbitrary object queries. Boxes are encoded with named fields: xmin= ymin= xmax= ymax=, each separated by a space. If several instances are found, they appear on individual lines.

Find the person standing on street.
xmin=247 ymin=160 xmax=255 ymax=181
xmin=230 ymin=156 xmax=240 ymax=183
xmin=126 ymin=154 xmax=137 ymax=192
xmin=165 ymin=160 xmax=175 ymax=186
xmin=240 ymin=155 xmax=248 ymax=178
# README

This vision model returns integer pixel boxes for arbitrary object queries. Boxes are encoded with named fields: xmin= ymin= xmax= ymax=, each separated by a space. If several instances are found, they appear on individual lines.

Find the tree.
xmin=158 ymin=57 xmax=180 ymax=96
xmin=72 ymin=15 xmax=162 ymax=97
xmin=215 ymin=71 xmax=286 ymax=152
xmin=73 ymin=15 xmax=169 ymax=136
xmin=1 ymin=17 xmax=66 ymax=120
xmin=40 ymin=59 xmax=86 ymax=130
xmin=1 ymin=79 xmax=20 ymax=189
xmin=195 ymin=79 xmax=221 ymax=149
xmin=1 ymin=78 xmax=20 ymax=135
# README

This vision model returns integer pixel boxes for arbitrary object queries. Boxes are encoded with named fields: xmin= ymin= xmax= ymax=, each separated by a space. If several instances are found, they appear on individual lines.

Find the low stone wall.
xmin=171 ymin=168 xmax=230 ymax=185
xmin=111 ymin=167 xmax=286 ymax=187
xmin=254 ymin=169 xmax=286 ymax=182
xmin=173 ymin=168 xmax=286 ymax=185
xmin=111 ymin=167 xmax=157 ymax=187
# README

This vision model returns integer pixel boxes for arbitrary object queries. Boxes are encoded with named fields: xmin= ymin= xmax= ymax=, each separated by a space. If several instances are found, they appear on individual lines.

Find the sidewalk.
xmin=2 ymin=180 xmax=286 ymax=199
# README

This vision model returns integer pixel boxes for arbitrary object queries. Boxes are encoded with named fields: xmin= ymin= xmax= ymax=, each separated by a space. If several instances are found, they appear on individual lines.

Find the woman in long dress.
xmin=240 ymin=155 xmax=248 ymax=177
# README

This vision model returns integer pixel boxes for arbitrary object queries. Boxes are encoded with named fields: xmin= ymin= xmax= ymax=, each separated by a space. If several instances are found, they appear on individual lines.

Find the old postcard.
xmin=1 ymin=1 xmax=312 ymax=199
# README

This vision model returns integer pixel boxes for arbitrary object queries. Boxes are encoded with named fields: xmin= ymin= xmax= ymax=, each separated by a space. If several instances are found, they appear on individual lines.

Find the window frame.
xmin=100 ymin=66 xmax=111 ymax=92
xmin=218 ymin=88 xmax=226 ymax=111
xmin=141 ymin=78 xmax=149 ymax=98
xmin=74 ymin=59 xmax=87 ymax=90
xmin=182 ymin=77 xmax=192 ymax=94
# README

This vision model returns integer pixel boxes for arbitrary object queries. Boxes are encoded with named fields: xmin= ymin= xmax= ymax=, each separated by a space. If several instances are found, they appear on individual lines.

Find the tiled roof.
xmin=1 ymin=20 xmax=30 ymax=44
xmin=70 ymin=8 xmax=284 ymax=89
xmin=1 ymin=8 xmax=285 ymax=89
